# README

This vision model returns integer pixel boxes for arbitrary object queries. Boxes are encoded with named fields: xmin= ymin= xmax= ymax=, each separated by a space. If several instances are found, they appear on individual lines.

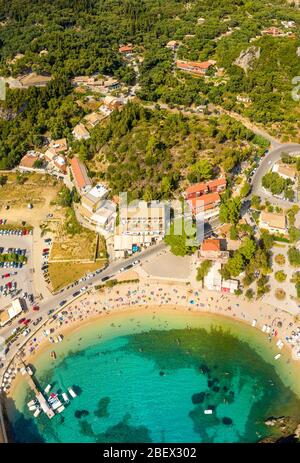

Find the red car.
xmin=42 ymin=248 xmax=49 ymax=253
xmin=18 ymin=318 xmax=26 ymax=324
xmin=3 ymin=273 xmax=10 ymax=278
xmin=32 ymin=305 xmax=40 ymax=311
xmin=23 ymin=319 xmax=31 ymax=325
xmin=6 ymin=281 xmax=12 ymax=289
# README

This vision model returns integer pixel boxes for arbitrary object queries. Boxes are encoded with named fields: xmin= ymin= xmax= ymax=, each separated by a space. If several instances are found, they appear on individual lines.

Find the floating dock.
xmin=16 ymin=356 xmax=55 ymax=419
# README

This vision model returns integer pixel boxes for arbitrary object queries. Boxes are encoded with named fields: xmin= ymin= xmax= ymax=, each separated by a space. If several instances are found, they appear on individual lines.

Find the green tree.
xmin=219 ymin=198 xmax=241 ymax=225
xmin=187 ymin=160 xmax=213 ymax=183
xmin=289 ymin=226 xmax=300 ymax=243
xmin=245 ymin=288 xmax=254 ymax=301
xmin=288 ymin=247 xmax=300 ymax=267
xmin=223 ymin=253 xmax=245 ymax=278
xmin=164 ymin=218 xmax=197 ymax=257
xmin=251 ymin=195 xmax=261 ymax=210
xmin=239 ymin=237 xmax=256 ymax=261
xmin=240 ymin=183 xmax=251 ymax=198
xmin=274 ymin=271 xmax=287 ymax=283
xmin=197 ymin=260 xmax=212 ymax=282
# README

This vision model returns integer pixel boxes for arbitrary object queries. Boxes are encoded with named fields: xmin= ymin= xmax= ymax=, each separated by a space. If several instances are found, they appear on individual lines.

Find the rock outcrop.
xmin=259 ymin=416 xmax=300 ymax=443
xmin=234 ymin=46 xmax=261 ymax=74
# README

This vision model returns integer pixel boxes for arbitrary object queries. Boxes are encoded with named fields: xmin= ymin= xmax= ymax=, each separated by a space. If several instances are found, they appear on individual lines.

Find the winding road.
xmin=250 ymin=143 xmax=300 ymax=206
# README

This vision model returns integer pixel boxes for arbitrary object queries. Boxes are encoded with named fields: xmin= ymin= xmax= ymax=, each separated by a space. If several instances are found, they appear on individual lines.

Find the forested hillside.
xmin=83 ymin=102 xmax=266 ymax=200
xmin=0 ymin=0 xmax=299 ymax=169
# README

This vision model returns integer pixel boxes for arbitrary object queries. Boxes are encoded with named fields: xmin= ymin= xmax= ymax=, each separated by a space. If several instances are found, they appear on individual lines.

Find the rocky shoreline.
xmin=259 ymin=416 xmax=300 ymax=443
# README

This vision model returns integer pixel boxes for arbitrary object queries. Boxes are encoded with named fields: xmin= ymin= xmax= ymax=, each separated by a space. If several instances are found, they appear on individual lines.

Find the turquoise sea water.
xmin=6 ymin=311 xmax=300 ymax=443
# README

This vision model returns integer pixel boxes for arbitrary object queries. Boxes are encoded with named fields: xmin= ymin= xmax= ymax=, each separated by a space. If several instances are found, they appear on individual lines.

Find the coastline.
xmin=5 ymin=281 xmax=300 ymax=401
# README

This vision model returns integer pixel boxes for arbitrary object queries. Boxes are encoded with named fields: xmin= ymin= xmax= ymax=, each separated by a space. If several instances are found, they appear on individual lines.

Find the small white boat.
xmin=57 ymin=405 xmax=65 ymax=413
xmin=26 ymin=366 xmax=33 ymax=376
xmin=68 ymin=387 xmax=77 ymax=398
xmin=204 ymin=409 xmax=213 ymax=415
xmin=52 ymin=400 xmax=63 ymax=411
xmin=62 ymin=392 xmax=69 ymax=403
xmin=48 ymin=395 xmax=58 ymax=403
xmin=27 ymin=399 xmax=36 ymax=407
xmin=33 ymin=409 xmax=41 ymax=418
xmin=274 ymin=353 xmax=281 ymax=360
xmin=44 ymin=384 xmax=52 ymax=394
xmin=252 ymin=319 xmax=257 ymax=327
xmin=29 ymin=405 xmax=37 ymax=411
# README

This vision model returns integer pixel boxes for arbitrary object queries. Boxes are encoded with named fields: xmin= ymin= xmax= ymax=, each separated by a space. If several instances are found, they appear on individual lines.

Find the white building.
xmin=204 ymin=262 xmax=222 ymax=291
xmin=0 ymin=299 xmax=23 ymax=327
xmin=114 ymin=200 xmax=169 ymax=257
xmin=80 ymin=184 xmax=116 ymax=233
xmin=203 ymin=262 xmax=239 ymax=294
xmin=259 ymin=211 xmax=287 ymax=235
xmin=72 ymin=123 xmax=90 ymax=141
xmin=272 ymin=162 xmax=297 ymax=181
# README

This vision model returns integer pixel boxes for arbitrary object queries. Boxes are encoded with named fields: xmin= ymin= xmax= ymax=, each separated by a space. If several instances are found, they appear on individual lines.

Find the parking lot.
xmin=0 ymin=233 xmax=35 ymax=311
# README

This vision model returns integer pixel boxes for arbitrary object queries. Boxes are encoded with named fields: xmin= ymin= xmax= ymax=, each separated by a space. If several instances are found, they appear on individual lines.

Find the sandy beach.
xmin=4 ymin=280 xmax=300 ymax=401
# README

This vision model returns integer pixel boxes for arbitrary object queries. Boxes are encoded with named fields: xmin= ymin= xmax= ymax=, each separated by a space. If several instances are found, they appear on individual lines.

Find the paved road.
xmin=0 ymin=213 xmax=222 ymax=366
xmin=249 ymin=143 xmax=300 ymax=206
xmin=213 ymin=106 xmax=282 ymax=148
xmin=0 ymin=241 xmax=167 ymax=357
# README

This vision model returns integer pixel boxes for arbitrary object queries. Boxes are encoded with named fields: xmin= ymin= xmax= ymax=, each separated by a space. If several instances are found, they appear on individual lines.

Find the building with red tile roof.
xmin=70 ymin=157 xmax=92 ymax=193
xmin=188 ymin=191 xmax=221 ymax=215
xmin=119 ymin=44 xmax=133 ymax=54
xmin=201 ymin=239 xmax=221 ymax=252
xmin=19 ymin=151 xmax=41 ymax=170
xmin=53 ymin=155 xmax=67 ymax=174
xmin=185 ymin=177 xmax=226 ymax=200
xmin=176 ymin=60 xmax=214 ymax=75
xmin=185 ymin=182 xmax=209 ymax=199
xmin=198 ymin=239 xmax=229 ymax=263
xmin=207 ymin=178 xmax=227 ymax=193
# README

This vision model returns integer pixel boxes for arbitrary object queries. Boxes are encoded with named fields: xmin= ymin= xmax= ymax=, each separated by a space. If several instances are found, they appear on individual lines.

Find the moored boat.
xmin=68 ymin=387 xmax=77 ymax=398
xmin=62 ymin=392 xmax=69 ymax=403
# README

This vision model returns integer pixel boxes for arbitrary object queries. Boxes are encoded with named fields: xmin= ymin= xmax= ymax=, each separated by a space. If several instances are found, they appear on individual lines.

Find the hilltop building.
xmin=19 ymin=151 xmax=43 ymax=171
xmin=72 ymin=123 xmax=90 ymax=141
xmin=119 ymin=44 xmax=133 ymax=55
xmin=176 ymin=60 xmax=216 ymax=76
xmin=48 ymin=138 xmax=68 ymax=155
xmin=166 ymin=40 xmax=179 ymax=51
